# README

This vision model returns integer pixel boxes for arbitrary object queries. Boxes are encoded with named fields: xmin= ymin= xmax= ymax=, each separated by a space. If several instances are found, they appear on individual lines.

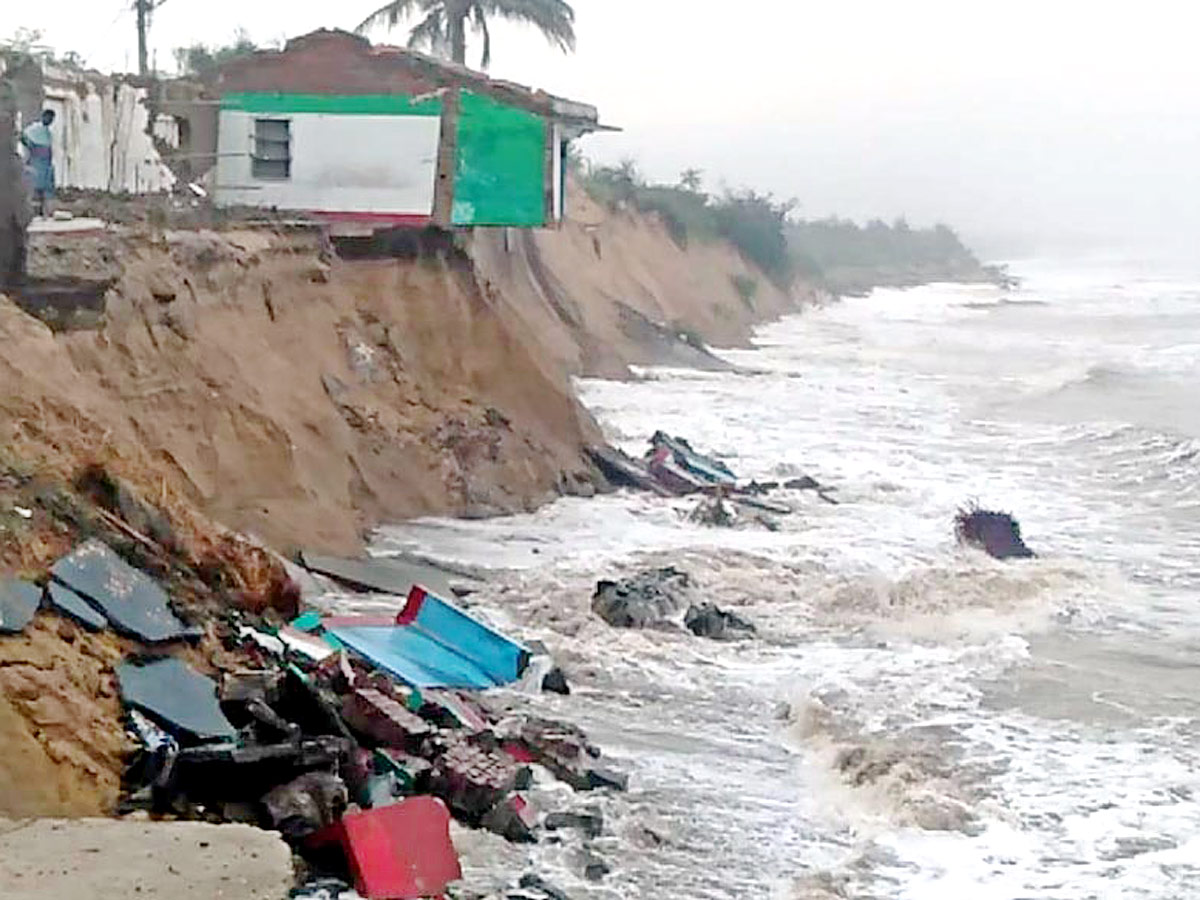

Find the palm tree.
xmin=356 ymin=0 xmax=575 ymax=69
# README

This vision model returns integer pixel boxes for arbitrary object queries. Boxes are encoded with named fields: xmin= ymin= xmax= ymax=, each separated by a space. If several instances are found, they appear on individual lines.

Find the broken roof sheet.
xmin=324 ymin=586 xmax=529 ymax=690
xmin=117 ymin=657 xmax=238 ymax=743
xmin=0 ymin=579 xmax=42 ymax=633
xmin=46 ymin=582 xmax=108 ymax=631
xmin=51 ymin=540 xmax=191 ymax=642
xmin=299 ymin=551 xmax=461 ymax=601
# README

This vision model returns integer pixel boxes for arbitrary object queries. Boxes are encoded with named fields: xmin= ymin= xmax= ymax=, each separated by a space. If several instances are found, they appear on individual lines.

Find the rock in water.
xmin=684 ymin=603 xmax=756 ymax=640
xmin=954 ymin=504 xmax=1035 ymax=559
xmin=591 ymin=567 xmax=691 ymax=628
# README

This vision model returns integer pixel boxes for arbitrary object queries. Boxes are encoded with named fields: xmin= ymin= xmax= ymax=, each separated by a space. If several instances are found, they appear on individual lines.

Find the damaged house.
xmin=165 ymin=29 xmax=608 ymax=231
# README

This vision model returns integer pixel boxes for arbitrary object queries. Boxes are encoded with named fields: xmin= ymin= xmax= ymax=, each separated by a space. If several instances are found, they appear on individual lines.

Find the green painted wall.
xmin=220 ymin=92 xmax=443 ymax=116
xmin=452 ymin=90 xmax=546 ymax=227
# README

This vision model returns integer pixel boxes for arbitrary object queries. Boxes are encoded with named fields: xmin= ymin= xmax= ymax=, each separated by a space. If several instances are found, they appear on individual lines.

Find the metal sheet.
xmin=326 ymin=588 xmax=529 ymax=690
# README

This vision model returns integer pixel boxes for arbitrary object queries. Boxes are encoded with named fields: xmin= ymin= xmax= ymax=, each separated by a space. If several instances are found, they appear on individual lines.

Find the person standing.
xmin=20 ymin=109 xmax=56 ymax=217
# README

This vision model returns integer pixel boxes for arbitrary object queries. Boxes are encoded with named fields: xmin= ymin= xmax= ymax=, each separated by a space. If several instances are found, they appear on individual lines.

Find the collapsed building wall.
xmin=1 ymin=53 xmax=176 ymax=195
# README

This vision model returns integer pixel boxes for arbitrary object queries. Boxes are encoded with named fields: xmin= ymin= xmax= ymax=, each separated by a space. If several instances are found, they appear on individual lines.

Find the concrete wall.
xmin=1 ymin=78 xmax=28 ymax=287
xmin=40 ymin=72 xmax=176 ymax=194
xmin=215 ymin=109 xmax=441 ymax=220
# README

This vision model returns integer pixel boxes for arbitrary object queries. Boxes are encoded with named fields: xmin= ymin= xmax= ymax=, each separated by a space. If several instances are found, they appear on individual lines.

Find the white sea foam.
xmin=368 ymin=259 xmax=1200 ymax=898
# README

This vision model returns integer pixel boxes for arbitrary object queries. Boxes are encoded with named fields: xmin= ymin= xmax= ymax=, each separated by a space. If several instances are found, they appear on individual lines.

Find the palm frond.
xmin=478 ymin=0 xmax=576 ymax=53
xmin=470 ymin=4 xmax=492 ymax=68
xmin=407 ymin=7 xmax=448 ymax=54
xmin=356 ymin=0 xmax=426 ymax=34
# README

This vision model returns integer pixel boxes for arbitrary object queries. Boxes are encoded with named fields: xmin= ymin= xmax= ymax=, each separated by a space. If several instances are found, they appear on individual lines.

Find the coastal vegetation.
xmin=578 ymin=157 xmax=1001 ymax=295
xmin=356 ymin=0 xmax=576 ymax=68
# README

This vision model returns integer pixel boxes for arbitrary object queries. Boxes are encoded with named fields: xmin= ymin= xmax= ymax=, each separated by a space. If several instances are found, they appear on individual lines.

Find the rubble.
xmin=262 ymin=771 xmax=349 ymax=839
xmin=1 ymin=524 xmax=626 ymax=897
xmin=954 ymin=504 xmax=1036 ymax=559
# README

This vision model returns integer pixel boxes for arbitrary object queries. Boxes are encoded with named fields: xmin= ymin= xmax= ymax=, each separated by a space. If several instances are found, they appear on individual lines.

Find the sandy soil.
xmin=2 ymin=227 xmax=603 ymax=553
xmin=471 ymin=183 xmax=820 ymax=378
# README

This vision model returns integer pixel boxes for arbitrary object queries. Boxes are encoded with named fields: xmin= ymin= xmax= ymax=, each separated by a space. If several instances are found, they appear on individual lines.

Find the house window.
xmin=252 ymin=118 xmax=291 ymax=179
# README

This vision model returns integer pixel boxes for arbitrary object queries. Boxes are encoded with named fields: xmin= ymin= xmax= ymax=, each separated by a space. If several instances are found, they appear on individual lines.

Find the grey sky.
xmin=13 ymin=0 xmax=1200 ymax=253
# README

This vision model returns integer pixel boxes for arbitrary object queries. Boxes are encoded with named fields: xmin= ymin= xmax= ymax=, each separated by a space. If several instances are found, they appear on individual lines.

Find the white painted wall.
xmin=41 ymin=68 xmax=175 ymax=194
xmin=215 ymin=111 xmax=440 ymax=217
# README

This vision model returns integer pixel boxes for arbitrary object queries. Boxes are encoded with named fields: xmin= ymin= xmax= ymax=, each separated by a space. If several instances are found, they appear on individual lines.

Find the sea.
xmin=367 ymin=257 xmax=1200 ymax=899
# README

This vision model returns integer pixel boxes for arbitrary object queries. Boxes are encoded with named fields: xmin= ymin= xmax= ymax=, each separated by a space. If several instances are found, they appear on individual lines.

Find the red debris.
xmin=309 ymin=796 xmax=461 ymax=899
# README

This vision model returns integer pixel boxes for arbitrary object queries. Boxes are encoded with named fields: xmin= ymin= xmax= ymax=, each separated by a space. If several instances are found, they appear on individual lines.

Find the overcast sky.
xmin=12 ymin=0 xmax=1200 ymax=254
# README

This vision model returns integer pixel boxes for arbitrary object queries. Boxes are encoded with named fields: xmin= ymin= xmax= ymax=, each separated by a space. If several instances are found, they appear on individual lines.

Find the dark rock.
xmin=481 ymin=793 xmax=537 ymax=843
xmin=954 ymin=505 xmax=1035 ymax=559
xmin=684 ymin=602 xmax=757 ymax=640
xmin=517 ymin=874 xmax=572 ymax=900
xmin=541 ymin=666 xmax=570 ymax=695
xmin=544 ymin=808 xmax=603 ymax=839
xmin=0 ymin=578 xmax=43 ymax=633
xmin=261 ymin=771 xmax=348 ymax=840
xmin=581 ymin=849 xmax=610 ymax=882
xmin=585 ymin=766 xmax=629 ymax=792
xmin=591 ymin=566 xmax=691 ymax=628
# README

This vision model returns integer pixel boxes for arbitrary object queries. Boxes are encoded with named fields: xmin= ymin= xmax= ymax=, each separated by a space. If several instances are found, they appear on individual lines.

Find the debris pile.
xmin=0 ymin=498 xmax=630 ymax=899
xmin=592 ymin=567 xmax=756 ymax=641
xmin=589 ymin=431 xmax=838 ymax=514
xmin=106 ymin=552 xmax=627 ymax=897
xmin=954 ymin=503 xmax=1036 ymax=560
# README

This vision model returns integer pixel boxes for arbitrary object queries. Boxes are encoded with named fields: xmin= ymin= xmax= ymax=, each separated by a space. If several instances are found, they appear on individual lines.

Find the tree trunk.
xmin=449 ymin=11 xmax=467 ymax=65
xmin=136 ymin=0 xmax=150 ymax=76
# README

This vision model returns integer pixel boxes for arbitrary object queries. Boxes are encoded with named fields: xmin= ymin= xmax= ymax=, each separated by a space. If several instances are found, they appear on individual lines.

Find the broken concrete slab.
xmin=117 ymin=657 xmax=238 ymax=743
xmin=299 ymin=551 xmax=469 ymax=600
xmin=45 ymin=581 xmax=107 ymax=631
xmin=0 ymin=578 xmax=42 ymax=633
xmin=309 ymin=796 xmax=461 ymax=900
xmin=0 ymin=818 xmax=293 ymax=900
xmin=52 ymin=540 xmax=191 ymax=642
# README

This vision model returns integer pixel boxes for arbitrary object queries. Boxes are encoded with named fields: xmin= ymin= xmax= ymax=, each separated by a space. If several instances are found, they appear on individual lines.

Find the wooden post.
xmin=432 ymin=88 xmax=460 ymax=229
